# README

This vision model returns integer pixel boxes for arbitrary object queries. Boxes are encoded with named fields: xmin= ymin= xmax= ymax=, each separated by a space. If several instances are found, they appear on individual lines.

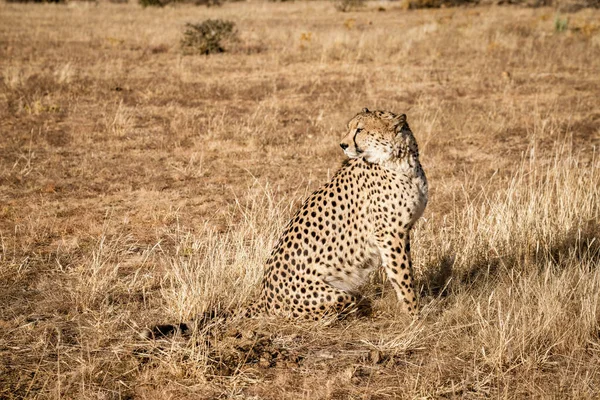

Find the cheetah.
xmin=145 ymin=108 xmax=427 ymax=337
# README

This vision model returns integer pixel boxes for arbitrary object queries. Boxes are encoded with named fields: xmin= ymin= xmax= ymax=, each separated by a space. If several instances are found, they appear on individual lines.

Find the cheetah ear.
xmin=392 ymin=114 xmax=408 ymax=133
xmin=394 ymin=113 xmax=407 ymax=125
xmin=362 ymin=107 xmax=369 ymax=113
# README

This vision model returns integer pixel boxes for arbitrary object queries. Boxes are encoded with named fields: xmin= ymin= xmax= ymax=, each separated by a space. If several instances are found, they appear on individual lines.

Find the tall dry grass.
xmin=1 ymin=0 xmax=599 ymax=398
xmin=125 ymin=135 xmax=599 ymax=398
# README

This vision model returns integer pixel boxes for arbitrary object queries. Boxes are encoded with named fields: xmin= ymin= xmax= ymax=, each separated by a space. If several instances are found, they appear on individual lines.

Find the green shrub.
xmin=189 ymin=0 xmax=223 ymax=6
xmin=139 ymin=0 xmax=221 ymax=8
xmin=406 ymin=0 xmax=478 ymax=7
xmin=334 ymin=0 xmax=365 ymax=12
xmin=139 ymin=0 xmax=166 ymax=7
xmin=5 ymin=0 xmax=66 ymax=3
xmin=181 ymin=20 xmax=237 ymax=55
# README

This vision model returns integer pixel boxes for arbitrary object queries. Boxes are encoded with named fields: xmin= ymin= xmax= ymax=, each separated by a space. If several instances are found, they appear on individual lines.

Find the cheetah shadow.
xmin=419 ymin=221 xmax=599 ymax=299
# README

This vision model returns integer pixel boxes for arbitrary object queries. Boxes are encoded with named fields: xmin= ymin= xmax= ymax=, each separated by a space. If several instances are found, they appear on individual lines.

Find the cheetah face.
xmin=340 ymin=108 xmax=417 ymax=164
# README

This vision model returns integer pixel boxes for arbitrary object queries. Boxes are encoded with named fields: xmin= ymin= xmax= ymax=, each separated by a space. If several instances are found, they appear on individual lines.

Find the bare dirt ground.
xmin=1 ymin=1 xmax=599 ymax=398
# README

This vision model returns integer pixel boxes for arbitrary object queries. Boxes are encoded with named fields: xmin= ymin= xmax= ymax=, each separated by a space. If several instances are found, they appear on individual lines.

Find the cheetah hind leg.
xmin=293 ymin=279 xmax=373 ymax=321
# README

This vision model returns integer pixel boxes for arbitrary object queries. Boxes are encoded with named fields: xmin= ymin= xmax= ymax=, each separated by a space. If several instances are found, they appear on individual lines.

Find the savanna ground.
xmin=1 ymin=0 xmax=600 ymax=398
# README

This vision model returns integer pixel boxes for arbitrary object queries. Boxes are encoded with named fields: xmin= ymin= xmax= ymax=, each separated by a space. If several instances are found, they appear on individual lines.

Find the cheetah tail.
xmin=139 ymin=322 xmax=191 ymax=340
xmin=139 ymin=300 xmax=267 ymax=340
xmin=139 ymin=309 xmax=228 ymax=340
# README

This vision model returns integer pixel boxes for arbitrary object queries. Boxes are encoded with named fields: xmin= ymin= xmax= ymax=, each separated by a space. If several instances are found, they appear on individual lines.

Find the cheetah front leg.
xmin=376 ymin=232 xmax=418 ymax=316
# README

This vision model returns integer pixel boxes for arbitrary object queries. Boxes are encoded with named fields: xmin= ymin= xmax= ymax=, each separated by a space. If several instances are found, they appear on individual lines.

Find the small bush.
xmin=139 ymin=0 xmax=166 ymax=7
xmin=190 ymin=0 xmax=223 ymax=6
xmin=181 ymin=20 xmax=237 ymax=55
xmin=5 ymin=0 xmax=66 ymax=3
xmin=334 ymin=0 xmax=365 ymax=12
xmin=405 ymin=0 xmax=478 ymax=7
xmin=139 ymin=0 xmax=220 ymax=8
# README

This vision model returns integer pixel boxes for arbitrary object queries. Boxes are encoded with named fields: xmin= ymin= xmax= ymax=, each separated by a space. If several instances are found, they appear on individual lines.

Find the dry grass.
xmin=1 ymin=1 xmax=599 ymax=398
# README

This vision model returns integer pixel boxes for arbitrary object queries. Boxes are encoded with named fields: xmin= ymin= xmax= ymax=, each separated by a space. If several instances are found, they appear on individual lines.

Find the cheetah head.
xmin=340 ymin=108 xmax=419 ymax=165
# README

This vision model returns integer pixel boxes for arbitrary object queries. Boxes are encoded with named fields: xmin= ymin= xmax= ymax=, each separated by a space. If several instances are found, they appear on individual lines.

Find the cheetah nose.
xmin=340 ymin=143 xmax=349 ymax=150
